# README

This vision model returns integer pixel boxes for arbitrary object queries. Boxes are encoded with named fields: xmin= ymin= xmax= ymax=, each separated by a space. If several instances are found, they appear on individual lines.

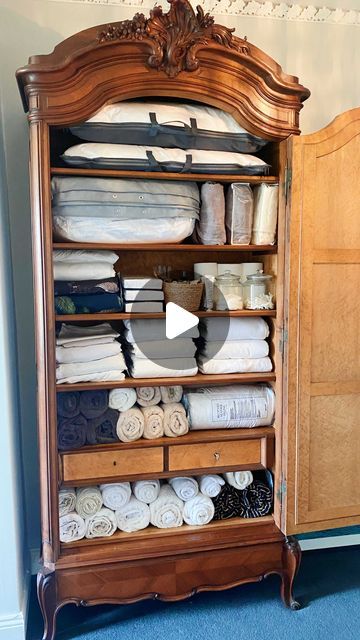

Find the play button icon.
xmin=165 ymin=302 xmax=199 ymax=340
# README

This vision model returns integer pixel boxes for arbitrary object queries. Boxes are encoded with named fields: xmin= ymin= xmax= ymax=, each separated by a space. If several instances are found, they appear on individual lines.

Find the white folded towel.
xmin=56 ymin=353 xmax=127 ymax=381
xmin=141 ymin=405 xmax=164 ymax=439
xmin=75 ymin=486 xmax=103 ymax=519
xmin=85 ymin=507 xmax=117 ymax=539
xmin=125 ymin=302 xmax=163 ymax=313
xmin=183 ymin=493 xmax=215 ymax=526
xmin=59 ymin=488 xmax=76 ymax=516
xmin=54 ymin=250 xmax=118 ymax=264
xmin=108 ymin=387 xmax=137 ymax=412
xmin=124 ymin=289 xmax=164 ymax=301
xmin=57 ymin=322 xmax=119 ymax=346
xmin=201 ymin=340 xmax=269 ymax=360
xmin=197 ymin=356 xmax=272 ymax=375
xmin=122 ymin=276 xmax=162 ymax=290
xmin=116 ymin=496 xmax=151 ymax=533
xmin=100 ymin=482 xmax=131 ymax=510
xmin=130 ymin=340 xmax=196 ymax=359
xmin=160 ymin=385 xmax=183 ymax=404
xmin=131 ymin=358 xmax=198 ymax=378
xmin=136 ymin=386 xmax=161 ymax=407
xmin=223 ymin=471 xmax=253 ymax=490
xmin=125 ymin=319 xmax=199 ymax=342
xmin=150 ymin=485 xmax=184 ymax=529
xmin=56 ymin=341 xmax=122 ymax=364
xmin=54 ymin=262 xmax=115 ymax=281
xmin=57 ymin=370 xmax=125 ymax=384
xmin=169 ymin=477 xmax=199 ymax=501
xmin=132 ymin=479 xmax=161 ymax=504
xmin=163 ymin=403 xmax=189 ymax=437
xmin=201 ymin=317 xmax=269 ymax=341
xmin=196 ymin=474 xmax=225 ymax=498
xmin=116 ymin=408 xmax=145 ymax=442
xmin=59 ymin=512 xmax=86 ymax=543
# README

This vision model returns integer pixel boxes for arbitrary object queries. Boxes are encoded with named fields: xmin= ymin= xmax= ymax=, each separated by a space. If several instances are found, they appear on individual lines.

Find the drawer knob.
xmin=214 ymin=451 xmax=221 ymax=461
xmin=113 ymin=461 xmax=117 ymax=467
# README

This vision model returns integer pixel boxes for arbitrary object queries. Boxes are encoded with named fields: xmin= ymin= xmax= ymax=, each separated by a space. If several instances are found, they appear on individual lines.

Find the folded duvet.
xmin=200 ymin=340 xmax=269 ymax=360
xmin=124 ymin=319 xmax=199 ymax=342
xmin=56 ymin=341 xmax=122 ymax=364
xmin=201 ymin=317 xmax=269 ymax=341
xmin=56 ymin=354 xmax=127 ymax=381
xmin=57 ymin=370 xmax=126 ymax=384
xmin=197 ymin=356 xmax=272 ymax=375
xmin=54 ymin=262 xmax=115 ymax=281
xmin=130 ymin=358 xmax=198 ymax=379
xmin=57 ymin=323 xmax=119 ymax=346
xmin=130 ymin=339 xmax=196 ymax=359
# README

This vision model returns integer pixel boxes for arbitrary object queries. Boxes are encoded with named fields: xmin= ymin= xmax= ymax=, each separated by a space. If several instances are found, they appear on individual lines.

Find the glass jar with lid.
xmin=213 ymin=270 xmax=243 ymax=311
xmin=243 ymin=272 xmax=274 ymax=309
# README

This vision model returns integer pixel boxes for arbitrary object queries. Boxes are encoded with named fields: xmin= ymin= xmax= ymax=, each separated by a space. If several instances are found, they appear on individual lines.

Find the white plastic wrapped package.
xmin=184 ymin=384 xmax=275 ymax=429
xmin=225 ymin=183 xmax=253 ymax=245
xmin=251 ymin=184 xmax=279 ymax=245
xmin=194 ymin=182 xmax=225 ymax=245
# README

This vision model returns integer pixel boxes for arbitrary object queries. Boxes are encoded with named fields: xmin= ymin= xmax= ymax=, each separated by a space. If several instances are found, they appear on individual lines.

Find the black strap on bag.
xmin=149 ymin=112 xmax=161 ymax=137
xmin=146 ymin=150 xmax=163 ymax=172
xmin=181 ymin=154 xmax=193 ymax=173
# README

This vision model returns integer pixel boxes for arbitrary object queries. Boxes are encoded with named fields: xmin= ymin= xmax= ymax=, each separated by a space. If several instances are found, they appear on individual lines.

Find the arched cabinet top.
xmin=16 ymin=0 xmax=310 ymax=140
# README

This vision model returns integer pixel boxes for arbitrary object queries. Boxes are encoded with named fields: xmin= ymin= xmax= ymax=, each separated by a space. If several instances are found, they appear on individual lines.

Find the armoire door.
xmin=281 ymin=108 xmax=360 ymax=534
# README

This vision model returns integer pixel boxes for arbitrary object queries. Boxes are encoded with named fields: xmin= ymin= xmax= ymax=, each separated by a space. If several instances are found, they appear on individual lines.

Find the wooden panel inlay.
xmin=169 ymin=439 xmax=262 ymax=471
xmin=62 ymin=448 xmax=164 ymax=483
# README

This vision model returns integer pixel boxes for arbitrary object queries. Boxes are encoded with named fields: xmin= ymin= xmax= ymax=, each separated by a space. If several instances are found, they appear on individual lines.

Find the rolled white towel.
xmin=141 ymin=405 xmax=164 ymax=439
xmin=59 ymin=512 xmax=86 ymax=543
xmin=116 ymin=408 xmax=144 ymax=442
xmin=100 ymin=482 xmax=131 ymax=510
xmin=109 ymin=387 xmax=137 ymax=412
xmin=132 ymin=479 xmax=161 ymax=504
xmin=163 ymin=403 xmax=189 ymax=438
xmin=116 ymin=497 xmax=151 ymax=533
xmin=183 ymin=493 xmax=215 ymax=526
xmin=223 ymin=471 xmax=253 ymax=490
xmin=85 ymin=507 xmax=117 ymax=539
xmin=136 ymin=386 xmax=161 ymax=407
xmin=169 ymin=477 xmax=199 ymax=502
xmin=160 ymin=385 xmax=183 ymax=404
xmin=59 ymin=487 xmax=76 ymax=516
xmin=196 ymin=475 xmax=225 ymax=498
xmin=75 ymin=486 xmax=103 ymax=519
xmin=150 ymin=485 xmax=184 ymax=529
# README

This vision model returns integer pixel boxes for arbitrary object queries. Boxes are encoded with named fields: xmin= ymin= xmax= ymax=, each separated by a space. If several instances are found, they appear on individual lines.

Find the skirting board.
xmin=0 ymin=613 xmax=25 ymax=640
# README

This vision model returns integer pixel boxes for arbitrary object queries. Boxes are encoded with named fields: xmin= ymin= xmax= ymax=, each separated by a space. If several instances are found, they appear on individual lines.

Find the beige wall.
xmin=0 ymin=0 xmax=359 ymax=552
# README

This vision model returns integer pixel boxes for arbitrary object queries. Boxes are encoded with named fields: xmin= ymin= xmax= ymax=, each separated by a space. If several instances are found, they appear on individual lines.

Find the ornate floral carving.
xmin=99 ymin=0 xmax=249 ymax=77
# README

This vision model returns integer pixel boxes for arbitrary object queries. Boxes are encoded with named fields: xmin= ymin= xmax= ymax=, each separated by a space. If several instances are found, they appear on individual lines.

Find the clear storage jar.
xmin=214 ymin=271 xmax=243 ymax=311
xmin=243 ymin=272 xmax=274 ymax=309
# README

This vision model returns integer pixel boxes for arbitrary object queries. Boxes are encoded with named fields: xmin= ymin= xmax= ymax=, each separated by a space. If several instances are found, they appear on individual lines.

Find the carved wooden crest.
xmin=99 ymin=0 xmax=249 ymax=78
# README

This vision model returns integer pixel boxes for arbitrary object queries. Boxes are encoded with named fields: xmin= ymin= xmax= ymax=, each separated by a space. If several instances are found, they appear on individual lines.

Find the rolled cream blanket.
xmin=197 ymin=474 xmax=225 ymax=498
xmin=223 ymin=471 xmax=253 ymax=490
xmin=59 ymin=488 xmax=76 ymax=516
xmin=160 ymin=385 xmax=183 ymax=404
xmin=169 ymin=477 xmax=199 ymax=502
xmin=116 ymin=408 xmax=144 ymax=442
xmin=75 ymin=486 xmax=103 ymax=518
xmin=59 ymin=512 xmax=86 ymax=543
xmin=85 ymin=507 xmax=117 ymax=539
xmin=86 ymin=408 xmax=119 ymax=445
xmin=109 ymin=387 xmax=137 ymax=412
xmin=132 ymin=479 xmax=161 ymax=504
xmin=100 ymin=482 xmax=131 ymax=510
xmin=141 ymin=405 xmax=164 ymax=439
xmin=163 ymin=403 xmax=189 ymax=438
xmin=79 ymin=389 xmax=109 ymax=419
xmin=116 ymin=497 xmax=151 ymax=533
xmin=183 ymin=493 xmax=215 ymax=526
xmin=57 ymin=391 xmax=80 ymax=418
xmin=150 ymin=485 xmax=184 ymax=529
xmin=57 ymin=414 xmax=87 ymax=451
xmin=136 ymin=386 xmax=161 ymax=407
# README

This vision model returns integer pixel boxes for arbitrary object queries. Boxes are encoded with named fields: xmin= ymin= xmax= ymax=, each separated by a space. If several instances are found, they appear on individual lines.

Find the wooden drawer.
xmin=61 ymin=447 xmax=164 ymax=484
xmin=168 ymin=438 xmax=265 ymax=472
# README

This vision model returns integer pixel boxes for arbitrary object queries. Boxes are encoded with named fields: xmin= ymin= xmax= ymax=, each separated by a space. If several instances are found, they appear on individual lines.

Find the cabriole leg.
xmin=37 ymin=570 xmax=58 ymax=640
xmin=280 ymin=536 xmax=302 ymax=610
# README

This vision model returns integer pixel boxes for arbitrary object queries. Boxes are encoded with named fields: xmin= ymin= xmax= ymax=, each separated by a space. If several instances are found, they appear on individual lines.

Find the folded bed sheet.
xmin=199 ymin=340 xmax=269 ymax=360
xmin=130 ymin=358 xmax=198 ymax=379
xmin=197 ymin=356 xmax=272 ymax=375
xmin=201 ymin=317 xmax=269 ymax=341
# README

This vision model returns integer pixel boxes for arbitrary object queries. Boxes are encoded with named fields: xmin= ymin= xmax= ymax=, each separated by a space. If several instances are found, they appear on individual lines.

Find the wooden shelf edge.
xmin=55 ymin=309 xmax=277 ymax=321
xmin=53 ymin=242 xmax=278 ymax=252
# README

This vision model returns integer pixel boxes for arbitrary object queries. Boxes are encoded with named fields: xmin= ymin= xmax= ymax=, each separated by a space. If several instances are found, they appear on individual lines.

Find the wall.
xmin=0 ymin=0 xmax=359 ymax=557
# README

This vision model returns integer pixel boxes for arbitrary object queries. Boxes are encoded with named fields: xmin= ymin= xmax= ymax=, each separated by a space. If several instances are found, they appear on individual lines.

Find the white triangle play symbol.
xmin=166 ymin=302 xmax=199 ymax=340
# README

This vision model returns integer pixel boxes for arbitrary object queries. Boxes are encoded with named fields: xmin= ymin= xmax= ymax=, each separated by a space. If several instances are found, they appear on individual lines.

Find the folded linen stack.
xmin=53 ymin=250 xmax=123 ymax=314
xmin=197 ymin=317 xmax=272 ymax=374
xmin=56 ymin=323 xmax=127 ymax=384
xmin=122 ymin=276 xmax=164 ymax=313
xmin=124 ymin=319 xmax=198 ymax=378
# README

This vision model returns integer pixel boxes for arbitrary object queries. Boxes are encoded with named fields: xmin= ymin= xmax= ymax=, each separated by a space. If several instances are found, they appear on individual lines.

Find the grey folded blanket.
xmin=79 ymin=389 xmax=109 ymax=419
xmin=57 ymin=414 xmax=88 ymax=451
xmin=86 ymin=408 xmax=119 ymax=445
xmin=57 ymin=391 xmax=80 ymax=418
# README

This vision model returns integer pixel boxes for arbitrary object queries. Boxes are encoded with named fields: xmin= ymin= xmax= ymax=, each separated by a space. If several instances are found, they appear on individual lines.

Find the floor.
xmin=27 ymin=547 xmax=360 ymax=640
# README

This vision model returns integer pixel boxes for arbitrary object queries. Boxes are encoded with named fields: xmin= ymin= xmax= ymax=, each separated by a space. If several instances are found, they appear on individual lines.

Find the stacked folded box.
xmin=122 ymin=276 xmax=164 ymax=313
xmin=54 ymin=250 xmax=123 ymax=314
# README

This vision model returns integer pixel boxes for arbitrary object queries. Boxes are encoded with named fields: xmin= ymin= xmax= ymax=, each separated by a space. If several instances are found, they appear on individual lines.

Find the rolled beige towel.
xmin=85 ymin=507 xmax=117 ymax=539
xmin=116 ymin=496 xmax=151 ymax=533
xmin=75 ymin=486 xmax=103 ymax=519
xmin=183 ymin=493 xmax=215 ymax=526
xmin=100 ymin=482 xmax=131 ymax=510
xmin=160 ymin=385 xmax=183 ymax=404
xmin=136 ymin=386 xmax=161 ymax=407
xmin=59 ymin=487 xmax=76 ymax=516
xmin=109 ymin=387 xmax=137 ymax=412
xmin=223 ymin=471 xmax=253 ymax=490
xmin=150 ymin=485 xmax=184 ymax=529
xmin=116 ymin=408 xmax=145 ymax=442
xmin=169 ymin=477 xmax=199 ymax=502
xmin=163 ymin=403 xmax=189 ymax=438
xmin=132 ymin=479 xmax=161 ymax=504
xmin=141 ymin=405 xmax=164 ymax=439
xmin=59 ymin=512 xmax=86 ymax=543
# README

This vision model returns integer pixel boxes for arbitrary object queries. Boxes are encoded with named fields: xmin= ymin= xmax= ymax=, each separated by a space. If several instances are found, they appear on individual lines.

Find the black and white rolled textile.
xmin=237 ymin=479 xmax=273 ymax=518
xmin=212 ymin=484 xmax=243 ymax=520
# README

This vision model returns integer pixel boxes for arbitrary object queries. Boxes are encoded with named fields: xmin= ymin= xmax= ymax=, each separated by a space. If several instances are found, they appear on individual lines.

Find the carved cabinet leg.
xmin=280 ymin=536 xmax=302 ymax=610
xmin=37 ymin=570 xmax=58 ymax=640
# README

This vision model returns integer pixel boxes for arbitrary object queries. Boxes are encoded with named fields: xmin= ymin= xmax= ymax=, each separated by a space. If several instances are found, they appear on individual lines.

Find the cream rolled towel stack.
xmin=169 ymin=477 xmax=198 ymax=502
xmin=85 ymin=507 xmax=117 ymax=539
xmin=223 ymin=471 xmax=253 ymax=490
xmin=150 ymin=485 xmax=184 ymax=529
xmin=160 ymin=386 xmax=183 ymax=404
xmin=75 ymin=486 xmax=103 ymax=518
xmin=132 ymin=479 xmax=161 ymax=504
xmin=163 ymin=403 xmax=189 ymax=437
xmin=100 ymin=482 xmax=131 ymax=510
xmin=109 ymin=388 xmax=137 ymax=411
xmin=59 ymin=512 xmax=86 ymax=543
xmin=136 ymin=386 xmax=161 ymax=407
xmin=141 ymin=405 xmax=164 ymax=439
xmin=116 ymin=497 xmax=151 ymax=533
xmin=197 ymin=475 xmax=225 ymax=498
xmin=183 ymin=493 xmax=215 ymax=526
xmin=59 ymin=488 xmax=76 ymax=516
xmin=116 ymin=408 xmax=144 ymax=442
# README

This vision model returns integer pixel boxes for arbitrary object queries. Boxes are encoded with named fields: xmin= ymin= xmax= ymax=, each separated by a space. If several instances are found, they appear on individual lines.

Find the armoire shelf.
xmin=55 ymin=310 xmax=277 ymax=321
xmin=53 ymin=242 xmax=278 ymax=253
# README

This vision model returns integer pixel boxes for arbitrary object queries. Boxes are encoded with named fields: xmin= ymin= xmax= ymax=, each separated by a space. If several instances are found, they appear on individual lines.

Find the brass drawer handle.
xmin=214 ymin=451 xmax=221 ymax=461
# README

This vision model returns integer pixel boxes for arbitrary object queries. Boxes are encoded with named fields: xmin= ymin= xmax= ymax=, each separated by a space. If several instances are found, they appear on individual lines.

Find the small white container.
xmin=243 ymin=272 xmax=274 ymax=310
xmin=214 ymin=271 xmax=243 ymax=311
